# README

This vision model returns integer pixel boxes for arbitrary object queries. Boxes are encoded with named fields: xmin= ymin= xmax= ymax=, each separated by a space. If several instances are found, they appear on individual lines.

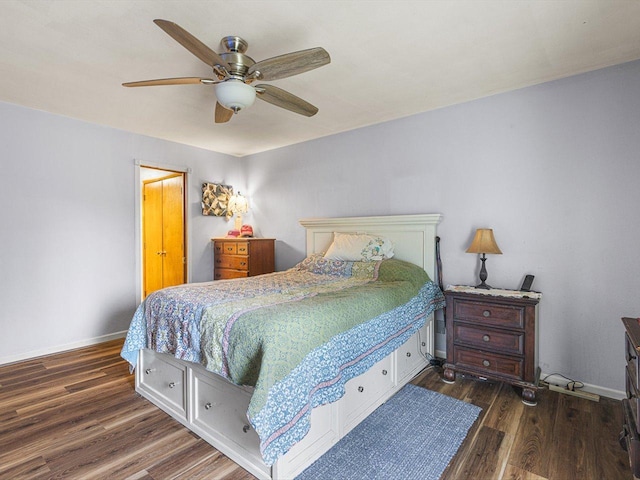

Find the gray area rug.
xmin=296 ymin=383 xmax=481 ymax=480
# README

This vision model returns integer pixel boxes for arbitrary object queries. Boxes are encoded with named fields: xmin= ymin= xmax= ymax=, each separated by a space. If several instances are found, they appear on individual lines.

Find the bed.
xmin=121 ymin=214 xmax=444 ymax=479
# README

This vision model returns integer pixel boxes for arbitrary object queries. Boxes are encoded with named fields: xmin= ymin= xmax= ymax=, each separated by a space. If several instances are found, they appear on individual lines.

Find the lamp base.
xmin=475 ymin=254 xmax=492 ymax=289
xmin=234 ymin=214 xmax=243 ymax=231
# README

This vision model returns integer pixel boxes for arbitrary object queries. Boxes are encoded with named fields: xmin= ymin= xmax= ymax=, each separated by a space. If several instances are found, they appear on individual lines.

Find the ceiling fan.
xmin=123 ymin=19 xmax=331 ymax=123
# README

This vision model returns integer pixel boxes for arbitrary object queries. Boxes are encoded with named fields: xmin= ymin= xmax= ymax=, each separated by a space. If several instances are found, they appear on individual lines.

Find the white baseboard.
xmin=426 ymin=353 xmax=625 ymax=400
xmin=0 ymin=331 xmax=127 ymax=366
xmin=541 ymin=371 xmax=625 ymax=400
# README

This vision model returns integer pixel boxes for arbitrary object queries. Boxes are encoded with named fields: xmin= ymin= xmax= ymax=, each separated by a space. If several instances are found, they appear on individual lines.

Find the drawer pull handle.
xmin=145 ymin=368 xmax=154 ymax=375
xmin=483 ymin=310 xmax=491 ymax=317
xmin=421 ymin=341 xmax=426 ymax=347
xmin=482 ymin=359 xmax=491 ymax=367
xmin=240 ymin=262 xmax=247 ymax=266
xmin=406 ymin=352 xmax=411 ymax=358
xmin=358 ymin=386 xmax=364 ymax=393
xmin=227 ymin=247 xmax=233 ymax=252
xmin=382 ymin=369 xmax=388 ymax=376
xmin=204 ymin=402 xmax=212 ymax=410
xmin=483 ymin=335 xmax=490 ymax=342
xmin=168 ymin=382 xmax=176 ymax=388
xmin=243 ymin=424 xmax=251 ymax=433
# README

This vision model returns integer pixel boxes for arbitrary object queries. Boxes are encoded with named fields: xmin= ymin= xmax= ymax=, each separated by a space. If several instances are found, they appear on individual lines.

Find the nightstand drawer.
xmin=215 ymin=255 xmax=250 ymax=271
xmin=453 ymin=323 xmax=524 ymax=356
xmin=453 ymin=299 xmax=524 ymax=329
xmin=453 ymin=346 xmax=523 ymax=380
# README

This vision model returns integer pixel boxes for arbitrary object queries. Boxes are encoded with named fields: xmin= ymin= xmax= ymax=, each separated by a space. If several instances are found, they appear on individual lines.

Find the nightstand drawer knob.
xmin=483 ymin=310 xmax=491 ymax=317
xmin=483 ymin=335 xmax=490 ymax=342
xmin=482 ymin=359 xmax=491 ymax=367
xmin=406 ymin=352 xmax=411 ymax=357
xmin=382 ymin=369 xmax=388 ymax=376
xmin=358 ymin=386 xmax=364 ymax=393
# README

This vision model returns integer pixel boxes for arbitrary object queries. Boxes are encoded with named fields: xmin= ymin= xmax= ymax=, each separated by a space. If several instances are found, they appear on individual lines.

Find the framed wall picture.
xmin=202 ymin=182 xmax=233 ymax=216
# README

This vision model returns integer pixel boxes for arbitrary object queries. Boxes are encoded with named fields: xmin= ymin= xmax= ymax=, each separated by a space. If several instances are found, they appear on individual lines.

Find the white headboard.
xmin=299 ymin=214 xmax=443 ymax=280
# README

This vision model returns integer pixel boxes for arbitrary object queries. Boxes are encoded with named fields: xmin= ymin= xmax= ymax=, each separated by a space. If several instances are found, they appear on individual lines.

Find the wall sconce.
xmin=228 ymin=192 xmax=249 ymax=231
xmin=466 ymin=228 xmax=502 ymax=289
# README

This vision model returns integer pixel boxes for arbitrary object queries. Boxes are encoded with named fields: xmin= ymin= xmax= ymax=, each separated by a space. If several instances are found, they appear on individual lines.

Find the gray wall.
xmin=245 ymin=60 xmax=640 ymax=395
xmin=1 ymin=59 xmax=638 ymax=395
xmin=0 ymin=102 xmax=240 ymax=362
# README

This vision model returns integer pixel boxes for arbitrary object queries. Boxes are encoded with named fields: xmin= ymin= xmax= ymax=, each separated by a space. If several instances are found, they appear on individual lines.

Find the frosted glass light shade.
xmin=216 ymin=80 xmax=256 ymax=111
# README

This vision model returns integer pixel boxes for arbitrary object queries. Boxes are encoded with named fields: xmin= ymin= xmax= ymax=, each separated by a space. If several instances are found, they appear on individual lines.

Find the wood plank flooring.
xmin=0 ymin=339 xmax=630 ymax=479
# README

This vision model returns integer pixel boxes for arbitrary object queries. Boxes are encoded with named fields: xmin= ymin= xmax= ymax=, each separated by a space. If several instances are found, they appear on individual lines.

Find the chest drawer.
xmin=215 ymin=241 xmax=250 ymax=255
xmin=453 ymin=299 xmax=524 ymax=329
xmin=215 ymin=255 xmax=250 ymax=271
xmin=453 ymin=346 xmax=523 ymax=380
xmin=214 ymin=269 xmax=250 ymax=280
xmin=453 ymin=323 xmax=524 ymax=356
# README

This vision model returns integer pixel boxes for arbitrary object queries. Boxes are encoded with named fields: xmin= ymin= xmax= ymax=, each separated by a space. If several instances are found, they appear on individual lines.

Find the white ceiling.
xmin=1 ymin=1 xmax=639 ymax=157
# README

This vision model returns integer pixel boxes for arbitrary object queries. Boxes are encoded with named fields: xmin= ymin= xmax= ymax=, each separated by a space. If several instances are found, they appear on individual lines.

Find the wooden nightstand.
xmin=212 ymin=238 xmax=275 ymax=280
xmin=443 ymin=286 xmax=541 ymax=406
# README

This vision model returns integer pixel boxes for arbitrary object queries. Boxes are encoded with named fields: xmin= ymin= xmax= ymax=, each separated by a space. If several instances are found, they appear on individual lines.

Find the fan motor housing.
xmin=220 ymin=52 xmax=255 ymax=77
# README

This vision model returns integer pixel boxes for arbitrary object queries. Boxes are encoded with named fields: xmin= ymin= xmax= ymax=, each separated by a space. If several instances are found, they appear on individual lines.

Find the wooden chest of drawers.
xmin=443 ymin=287 xmax=541 ymax=405
xmin=212 ymin=238 xmax=275 ymax=280
xmin=621 ymin=316 xmax=640 ymax=479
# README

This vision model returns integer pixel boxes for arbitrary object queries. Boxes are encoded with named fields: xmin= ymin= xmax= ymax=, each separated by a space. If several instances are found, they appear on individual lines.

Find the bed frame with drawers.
xmin=135 ymin=214 xmax=442 ymax=479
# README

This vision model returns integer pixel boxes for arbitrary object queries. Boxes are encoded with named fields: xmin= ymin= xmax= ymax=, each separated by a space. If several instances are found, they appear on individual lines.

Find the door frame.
xmin=134 ymin=159 xmax=192 ymax=303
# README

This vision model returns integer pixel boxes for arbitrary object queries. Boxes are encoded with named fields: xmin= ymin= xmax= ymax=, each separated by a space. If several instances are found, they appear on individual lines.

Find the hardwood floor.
xmin=0 ymin=339 xmax=630 ymax=479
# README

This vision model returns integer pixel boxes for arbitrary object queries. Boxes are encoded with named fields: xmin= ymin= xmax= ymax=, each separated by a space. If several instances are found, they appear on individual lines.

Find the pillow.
xmin=324 ymin=232 xmax=394 ymax=261
xmin=294 ymin=253 xmax=380 ymax=279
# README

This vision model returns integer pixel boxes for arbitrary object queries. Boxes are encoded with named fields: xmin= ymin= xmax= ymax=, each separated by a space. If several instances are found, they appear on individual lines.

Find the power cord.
xmin=540 ymin=372 xmax=584 ymax=391
xmin=417 ymin=327 xmax=444 ymax=367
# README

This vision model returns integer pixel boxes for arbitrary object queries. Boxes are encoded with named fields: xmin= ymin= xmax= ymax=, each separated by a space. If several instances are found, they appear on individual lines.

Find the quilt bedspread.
xmin=121 ymin=258 xmax=444 ymax=465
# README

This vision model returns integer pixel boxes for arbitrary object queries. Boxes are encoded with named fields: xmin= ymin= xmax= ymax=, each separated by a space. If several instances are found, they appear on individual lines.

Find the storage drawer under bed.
xmin=137 ymin=349 xmax=188 ymax=420
xmin=192 ymin=368 xmax=261 ymax=454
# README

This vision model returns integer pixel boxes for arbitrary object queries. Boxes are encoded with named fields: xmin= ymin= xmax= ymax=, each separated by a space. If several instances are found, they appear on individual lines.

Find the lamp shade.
xmin=466 ymin=228 xmax=502 ymax=255
xmin=215 ymin=80 xmax=256 ymax=111
xmin=228 ymin=192 xmax=249 ymax=214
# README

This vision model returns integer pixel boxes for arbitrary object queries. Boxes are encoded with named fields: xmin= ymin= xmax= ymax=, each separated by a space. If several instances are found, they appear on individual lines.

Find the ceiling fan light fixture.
xmin=215 ymin=80 xmax=255 ymax=112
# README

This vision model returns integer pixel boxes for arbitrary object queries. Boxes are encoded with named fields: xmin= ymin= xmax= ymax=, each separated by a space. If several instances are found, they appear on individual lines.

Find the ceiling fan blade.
xmin=248 ymin=47 xmax=330 ymax=81
xmin=122 ymin=77 xmax=216 ymax=87
xmin=255 ymin=84 xmax=318 ymax=117
xmin=153 ymin=19 xmax=230 ymax=70
xmin=215 ymin=102 xmax=234 ymax=123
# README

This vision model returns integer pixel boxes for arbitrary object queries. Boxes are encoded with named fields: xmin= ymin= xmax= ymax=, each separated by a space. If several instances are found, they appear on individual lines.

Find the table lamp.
xmin=466 ymin=228 xmax=502 ymax=289
xmin=228 ymin=192 xmax=249 ymax=231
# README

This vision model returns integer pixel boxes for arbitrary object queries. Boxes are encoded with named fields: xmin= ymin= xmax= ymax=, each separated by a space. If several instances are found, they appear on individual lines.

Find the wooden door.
xmin=143 ymin=173 xmax=185 ymax=297
xmin=161 ymin=175 xmax=185 ymax=288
